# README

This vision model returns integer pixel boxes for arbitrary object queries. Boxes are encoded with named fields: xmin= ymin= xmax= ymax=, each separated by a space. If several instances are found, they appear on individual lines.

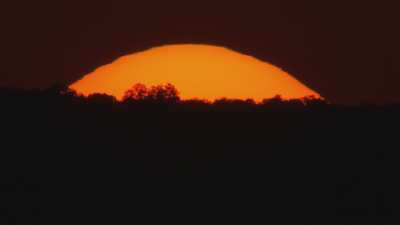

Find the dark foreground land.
xmin=1 ymin=87 xmax=399 ymax=224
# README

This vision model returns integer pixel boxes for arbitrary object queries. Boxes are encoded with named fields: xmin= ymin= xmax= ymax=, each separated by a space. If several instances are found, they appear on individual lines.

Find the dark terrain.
xmin=1 ymin=86 xmax=399 ymax=224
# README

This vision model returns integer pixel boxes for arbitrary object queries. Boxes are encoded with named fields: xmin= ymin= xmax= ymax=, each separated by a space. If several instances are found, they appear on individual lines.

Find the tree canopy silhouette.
xmin=123 ymin=83 xmax=180 ymax=103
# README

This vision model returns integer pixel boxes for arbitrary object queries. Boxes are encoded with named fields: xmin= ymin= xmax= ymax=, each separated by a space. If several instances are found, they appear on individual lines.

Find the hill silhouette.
xmin=1 ymin=84 xmax=399 ymax=224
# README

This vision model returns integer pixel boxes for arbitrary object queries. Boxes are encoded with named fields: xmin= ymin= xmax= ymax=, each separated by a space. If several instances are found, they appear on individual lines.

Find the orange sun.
xmin=70 ymin=44 xmax=321 ymax=101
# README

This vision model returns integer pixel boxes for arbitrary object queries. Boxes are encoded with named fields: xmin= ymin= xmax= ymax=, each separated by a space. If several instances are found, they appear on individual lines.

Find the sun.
xmin=70 ymin=44 xmax=321 ymax=101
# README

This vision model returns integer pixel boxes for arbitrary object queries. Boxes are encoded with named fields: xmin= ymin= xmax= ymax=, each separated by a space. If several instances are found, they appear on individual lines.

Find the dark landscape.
xmin=1 ymin=85 xmax=399 ymax=224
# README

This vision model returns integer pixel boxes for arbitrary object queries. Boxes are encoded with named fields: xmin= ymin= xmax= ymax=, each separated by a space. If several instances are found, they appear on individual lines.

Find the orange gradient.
xmin=70 ymin=44 xmax=321 ymax=101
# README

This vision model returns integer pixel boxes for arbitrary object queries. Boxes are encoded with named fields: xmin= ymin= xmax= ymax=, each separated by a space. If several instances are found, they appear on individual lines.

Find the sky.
xmin=1 ymin=0 xmax=399 ymax=104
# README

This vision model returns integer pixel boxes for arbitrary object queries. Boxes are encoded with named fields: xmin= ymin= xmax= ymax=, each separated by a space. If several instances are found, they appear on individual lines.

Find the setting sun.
xmin=70 ymin=44 xmax=320 ymax=101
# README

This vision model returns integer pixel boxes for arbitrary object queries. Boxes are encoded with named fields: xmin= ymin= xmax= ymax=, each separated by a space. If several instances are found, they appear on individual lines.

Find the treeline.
xmin=2 ymin=84 xmax=399 ymax=114
xmin=0 ymin=83 xmax=346 ymax=109
xmin=1 ymin=84 xmax=399 ymax=161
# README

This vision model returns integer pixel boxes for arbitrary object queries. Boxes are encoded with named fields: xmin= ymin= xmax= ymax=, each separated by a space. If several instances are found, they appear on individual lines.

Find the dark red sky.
xmin=1 ymin=0 xmax=399 ymax=104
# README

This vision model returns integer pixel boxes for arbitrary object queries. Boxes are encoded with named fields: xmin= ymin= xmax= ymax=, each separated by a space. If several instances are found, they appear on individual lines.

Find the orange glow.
xmin=70 ymin=44 xmax=321 ymax=102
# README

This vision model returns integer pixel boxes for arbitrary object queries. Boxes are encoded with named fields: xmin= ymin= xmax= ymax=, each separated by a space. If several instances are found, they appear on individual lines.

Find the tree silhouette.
xmin=123 ymin=83 xmax=180 ymax=103
xmin=123 ymin=83 xmax=149 ymax=101
xmin=147 ymin=83 xmax=180 ymax=103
